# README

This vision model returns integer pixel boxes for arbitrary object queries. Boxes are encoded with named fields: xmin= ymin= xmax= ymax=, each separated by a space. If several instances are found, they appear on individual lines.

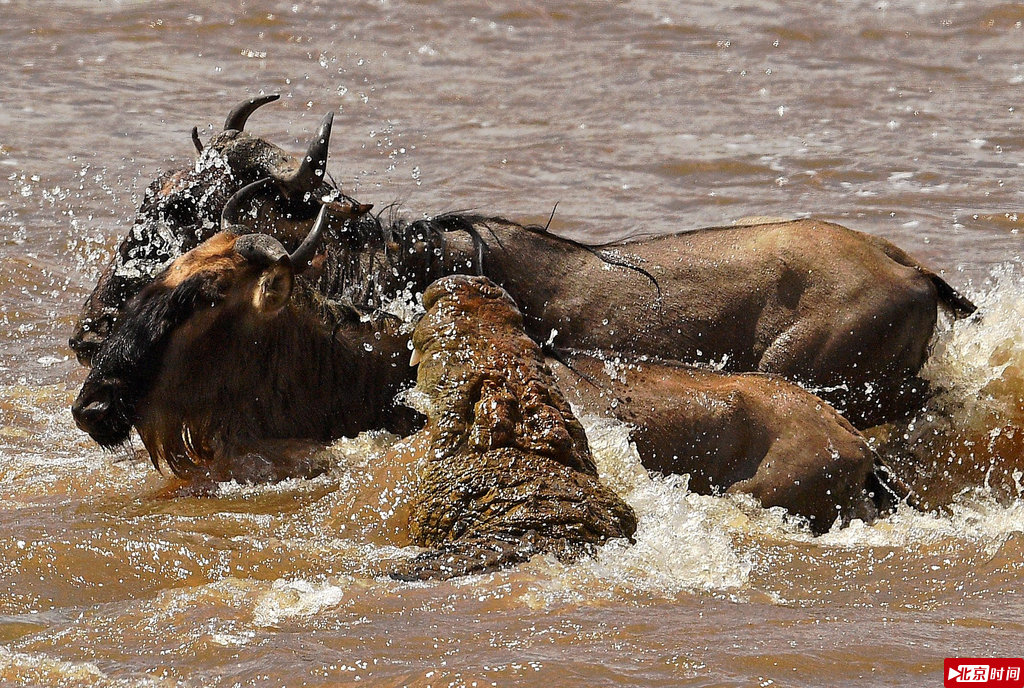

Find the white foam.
xmin=0 ymin=647 xmax=108 ymax=686
xmin=378 ymin=286 xmax=425 ymax=326
xmin=252 ymin=578 xmax=348 ymax=627
xmin=924 ymin=263 xmax=1024 ymax=416
xmin=587 ymin=477 xmax=754 ymax=594
xmin=577 ymin=414 xmax=753 ymax=594
xmin=574 ymin=413 xmax=650 ymax=495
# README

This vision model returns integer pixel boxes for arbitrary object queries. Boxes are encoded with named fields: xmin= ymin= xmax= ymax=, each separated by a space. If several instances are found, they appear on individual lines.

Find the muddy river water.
xmin=1 ymin=1 xmax=1023 ymax=686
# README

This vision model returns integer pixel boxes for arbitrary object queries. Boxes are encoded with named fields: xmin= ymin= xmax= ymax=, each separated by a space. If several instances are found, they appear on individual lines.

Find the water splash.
xmin=252 ymin=577 xmax=349 ymax=628
xmin=880 ymin=263 xmax=1024 ymax=508
xmin=0 ymin=647 xmax=126 ymax=688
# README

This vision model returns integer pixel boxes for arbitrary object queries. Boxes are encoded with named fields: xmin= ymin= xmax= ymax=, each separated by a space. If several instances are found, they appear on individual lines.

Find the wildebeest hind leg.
xmin=757 ymin=311 xmax=931 ymax=428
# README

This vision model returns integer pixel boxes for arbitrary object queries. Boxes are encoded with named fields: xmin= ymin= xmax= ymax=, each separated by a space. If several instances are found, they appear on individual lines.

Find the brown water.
xmin=2 ymin=1 xmax=1023 ymax=685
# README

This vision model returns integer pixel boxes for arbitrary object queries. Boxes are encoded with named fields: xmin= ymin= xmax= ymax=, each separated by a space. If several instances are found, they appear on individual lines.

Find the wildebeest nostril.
xmin=72 ymin=399 xmax=110 ymax=432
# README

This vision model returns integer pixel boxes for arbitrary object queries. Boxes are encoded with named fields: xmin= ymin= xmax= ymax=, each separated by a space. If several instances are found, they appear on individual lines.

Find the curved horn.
xmin=288 ymin=204 xmax=328 ymax=273
xmin=191 ymin=126 xmax=203 ymax=154
xmin=223 ymin=94 xmax=280 ymax=132
xmin=221 ymin=177 xmax=274 ymax=231
xmin=275 ymin=111 xmax=333 ymax=194
xmin=235 ymin=233 xmax=289 ymax=265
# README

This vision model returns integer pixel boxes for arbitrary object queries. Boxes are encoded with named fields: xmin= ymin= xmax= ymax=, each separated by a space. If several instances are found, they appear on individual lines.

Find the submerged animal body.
xmin=71 ymin=102 xmax=975 ymax=427
xmin=549 ymin=353 xmax=890 ymax=533
xmin=393 ymin=275 xmax=637 ymax=579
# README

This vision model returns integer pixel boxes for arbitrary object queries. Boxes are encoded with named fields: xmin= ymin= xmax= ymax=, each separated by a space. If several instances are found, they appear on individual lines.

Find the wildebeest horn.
xmin=221 ymin=177 xmax=273 ymax=231
xmin=288 ymin=204 xmax=328 ymax=273
xmin=223 ymin=94 xmax=281 ymax=132
xmin=191 ymin=126 xmax=203 ymax=154
xmin=273 ymin=111 xmax=333 ymax=194
xmin=235 ymin=233 xmax=289 ymax=265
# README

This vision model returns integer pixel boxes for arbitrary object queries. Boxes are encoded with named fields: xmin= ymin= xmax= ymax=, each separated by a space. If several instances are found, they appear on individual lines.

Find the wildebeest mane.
xmin=516 ymin=217 xmax=664 ymax=299
xmin=308 ymin=206 xmax=662 ymax=316
xmin=309 ymin=208 xmax=479 ymax=317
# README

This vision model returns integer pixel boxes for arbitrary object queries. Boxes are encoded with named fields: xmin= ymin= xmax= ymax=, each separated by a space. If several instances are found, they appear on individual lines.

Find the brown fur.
xmin=159 ymin=233 xmax=242 ymax=288
xmin=549 ymin=354 xmax=882 ymax=533
xmin=440 ymin=216 xmax=974 ymax=428
xmin=73 ymin=230 xmax=889 ymax=538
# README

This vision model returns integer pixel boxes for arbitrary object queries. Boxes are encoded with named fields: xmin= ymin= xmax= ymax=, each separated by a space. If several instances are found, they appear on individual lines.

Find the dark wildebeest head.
xmin=69 ymin=96 xmax=371 ymax=368
xmin=69 ymin=186 xmax=407 ymax=481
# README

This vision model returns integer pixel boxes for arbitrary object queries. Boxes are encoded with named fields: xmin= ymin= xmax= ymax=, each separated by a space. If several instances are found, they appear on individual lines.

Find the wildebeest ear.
xmin=252 ymin=258 xmax=294 ymax=313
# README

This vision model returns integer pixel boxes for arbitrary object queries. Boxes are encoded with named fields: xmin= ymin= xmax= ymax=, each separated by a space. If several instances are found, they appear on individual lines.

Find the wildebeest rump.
xmin=70 ymin=100 xmax=976 ymax=427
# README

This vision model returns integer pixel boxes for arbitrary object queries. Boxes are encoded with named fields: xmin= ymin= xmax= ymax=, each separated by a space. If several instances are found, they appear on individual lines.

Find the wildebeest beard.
xmin=76 ymin=258 xmax=421 ymax=480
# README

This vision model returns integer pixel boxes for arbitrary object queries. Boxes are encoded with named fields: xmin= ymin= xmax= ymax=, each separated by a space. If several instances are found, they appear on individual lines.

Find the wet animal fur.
xmin=73 ymin=231 xmax=419 ymax=481
xmin=73 ymin=232 xmax=900 ymax=540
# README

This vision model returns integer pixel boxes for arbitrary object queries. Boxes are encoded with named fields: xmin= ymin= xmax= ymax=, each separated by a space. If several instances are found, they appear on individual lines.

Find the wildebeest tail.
xmin=928 ymin=271 xmax=978 ymax=318
xmin=862 ymin=232 xmax=977 ymax=318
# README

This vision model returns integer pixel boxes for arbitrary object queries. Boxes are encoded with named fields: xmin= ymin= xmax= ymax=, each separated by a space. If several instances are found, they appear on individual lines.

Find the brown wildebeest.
xmin=71 ymin=204 xmax=899 ymax=535
xmin=388 ymin=274 xmax=637 ymax=579
xmin=70 ymin=100 xmax=976 ymax=427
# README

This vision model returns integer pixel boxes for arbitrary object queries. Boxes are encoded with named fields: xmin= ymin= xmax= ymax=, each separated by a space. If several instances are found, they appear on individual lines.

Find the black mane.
xmin=309 ymin=210 xmax=484 ymax=316
xmin=308 ymin=207 xmax=662 ymax=316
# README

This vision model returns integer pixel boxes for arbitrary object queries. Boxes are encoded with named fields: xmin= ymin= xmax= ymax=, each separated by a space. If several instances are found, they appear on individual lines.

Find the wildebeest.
xmin=72 ymin=208 xmax=900 ymax=535
xmin=70 ymin=98 xmax=976 ymax=427
xmin=390 ymin=275 xmax=637 ymax=579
